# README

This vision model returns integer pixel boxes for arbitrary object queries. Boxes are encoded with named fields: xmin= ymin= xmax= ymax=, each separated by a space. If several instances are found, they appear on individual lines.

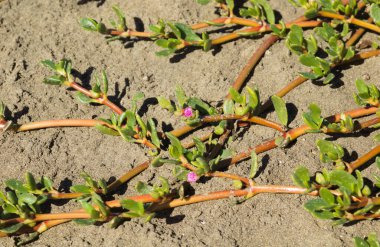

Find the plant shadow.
xmin=77 ymin=0 xmax=105 ymax=7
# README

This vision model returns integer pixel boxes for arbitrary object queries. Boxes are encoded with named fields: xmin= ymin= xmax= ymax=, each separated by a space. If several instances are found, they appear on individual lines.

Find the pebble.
xmin=362 ymin=73 xmax=370 ymax=81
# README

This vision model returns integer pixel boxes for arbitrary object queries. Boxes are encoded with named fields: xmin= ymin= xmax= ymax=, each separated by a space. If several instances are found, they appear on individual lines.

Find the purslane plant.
xmin=1 ymin=0 xmax=380 ymax=245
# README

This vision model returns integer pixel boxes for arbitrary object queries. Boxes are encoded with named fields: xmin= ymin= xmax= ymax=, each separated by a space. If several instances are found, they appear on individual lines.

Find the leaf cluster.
xmin=41 ymin=59 xmax=73 ymax=86
xmin=302 ymin=103 xmax=326 ymax=132
xmin=80 ymin=5 xmax=127 ymax=35
xmin=316 ymin=139 xmax=345 ymax=169
xmin=239 ymin=0 xmax=275 ymax=24
xmin=224 ymin=87 xmax=259 ymax=116
xmin=353 ymin=232 xmax=380 ymax=247
xmin=354 ymin=79 xmax=380 ymax=106
xmin=287 ymin=23 xmax=355 ymax=84
xmin=158 ymin=85 xmax=216 ymax=126
xmin=119 ymin=199 xmax=154 ymax=222
xmin=135 ymin=177 xmax=170 ymax=199
xmin=0 ymin=173 xmax=54 ymax=233
xmin=95 ymin=93 xmax=161 ymax=150
xmin=76 ymin=70 xmax=109 ymax=103
xmin=293 ymin=164 xmax=379 ymax=223
xmin=154 ymin=22 xmax=211 ymax=56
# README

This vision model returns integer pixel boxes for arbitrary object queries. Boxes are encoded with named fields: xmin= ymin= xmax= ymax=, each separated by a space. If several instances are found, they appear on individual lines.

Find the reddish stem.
xmin=69 ymin=82 xmax=124 ymax=115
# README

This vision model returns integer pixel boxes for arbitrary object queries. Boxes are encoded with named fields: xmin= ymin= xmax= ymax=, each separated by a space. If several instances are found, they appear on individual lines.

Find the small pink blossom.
xmin=183 ymin=107 xmax=193 ymax=117
xmin=187 ymin=172 xmax=198 ymax=183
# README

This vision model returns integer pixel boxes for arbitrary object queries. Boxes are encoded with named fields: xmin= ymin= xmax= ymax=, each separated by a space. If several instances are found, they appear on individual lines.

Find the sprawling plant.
xmin=1 ymin=0 xmax=380 ymax=245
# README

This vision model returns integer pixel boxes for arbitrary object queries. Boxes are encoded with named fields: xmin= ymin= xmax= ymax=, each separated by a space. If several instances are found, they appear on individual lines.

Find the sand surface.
xmin=0 ymin=0 xmax=379 ymax=246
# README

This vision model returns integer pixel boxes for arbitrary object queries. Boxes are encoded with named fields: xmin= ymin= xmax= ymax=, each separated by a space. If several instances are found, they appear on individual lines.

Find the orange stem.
xmin=230 ymin=106 xmax=379 ymax=165
xmin=348 ymin=144 xmax=380 ymax=172
xmin=69 ymin=82 xmax=124 ymax=115
xmin=318 ymin=11 xmax=380 ymax=33
xmin=260 ymin=49 xmax=380 ymax=113
xmin=15 ymin=119 xmax=110 ymax=132
xmin=107 ymin=160 xmax=150 ymax=192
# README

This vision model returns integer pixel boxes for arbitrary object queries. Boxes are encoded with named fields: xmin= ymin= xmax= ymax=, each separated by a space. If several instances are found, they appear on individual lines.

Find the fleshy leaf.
xmin=271 ymin=95 xmax=288 ymax=126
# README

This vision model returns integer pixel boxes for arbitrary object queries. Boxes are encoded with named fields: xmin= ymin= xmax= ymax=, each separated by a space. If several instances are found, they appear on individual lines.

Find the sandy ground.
xmin=0 ymin=0 xmax=379 ymax=246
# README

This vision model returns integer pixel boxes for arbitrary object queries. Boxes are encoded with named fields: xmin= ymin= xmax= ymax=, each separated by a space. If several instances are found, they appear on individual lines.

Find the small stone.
xmin=362 ymin=73 xmax=370 ymax=81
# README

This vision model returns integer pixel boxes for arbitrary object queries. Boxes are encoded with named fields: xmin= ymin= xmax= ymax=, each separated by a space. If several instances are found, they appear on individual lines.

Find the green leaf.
xmin=158 ymin=176 xmax=170 ymax=195
xmin=329 ymin=170 xmax=357 ymax=194
xmin=25 ymin=172 xmax=37 ymax=191
xmin=304 ymin=199 xmax=334 ymax=219
xmin=316 ymin=139 xmax=344 ymax=162
xmin=81 ymin=201 xmax=100 ymax=219
xmin=80 ymin=18 xmax=99 ymax=32
xmin=187 ymin=97 xmax=214 ymax=115
xmin=197 ymin=0 xmax=211 ymax=5
xmin=70 ymin=185 xmax=92 ymax=194
xmin=76 ymin=92 xmax=95 ymax=104
xmin=135 ymin=115 xmax=147 ymax=138
xmin=319 ymin=187 xmax=335 ymax=205
xmin=249 ymin=151 xmax=258 ymax=178
xmin=18 ymin=193 xmax=37 ymax=205
xmin=286 ymin=25 xmax=304 ymax=54
xmin=147 ymin=118 xmax=160 ymax=148
xmin=157 ymin=96 xmax=174 ymax=112
xmin=95 ymin=124 xmax=120 ymax=136
xmin=3 ymin=204 xmax=18 ymax=214
xmin=271 ymin=95 xmax=288 ymax=126
xmin=214 ymin=120 xmax=227 ymax=135
xmin=202 ymin=32 xmax=212 ymax=52
xmin=353 ymin=204 xmax=374 ymax=216
xmin=41 ymin=176 xmax=54 ymax=191
xmin=193 ymin=137 xmax=206 ymax=155
xmin=229 ymin=88 xmax=244 ymax=104
xmin=302 ymin=103 xmax=324 ymax=130
xmin=119 ymin=127 xmax=135 ymax=142
xmin=98 ymin=179 xmax=108 ymax=194
xmin=155 ymin=49 xmax=175 ymax=57
xmin=121 ymin=199 xmax=144 ymax=216
xmin=174 ymin=23 xmax=202 ymax=42
xmin=167 ymin=22 xmax=182 ymax=39
xmin=41 ymin=60 xmax=56 ymax=71
xmin=166 ymin=132 xmax=184 ymax=158
xmin=5 ymin=179 xmax=28 ymax=193
xmin=223 ymin=99 xmax=235 ymax=114
xmin=292 ymin=166 xmax=310 ymax=188
xmin=135 ymin=182 xmax=152 ymax=194
xmin=125 ymin=111 xmax=136 ymax=128
xmin=370 ymin=3 xmax=380 ymax=26
xmin=299 ymin=54 xmax=319 ymax=67
xmin=247 ymin=86 xmax=259 ymax=110
xmin=355 ymin=79 xmax=370 ymax=99
xmin=0 ymin=101 xmax=5 ymax=117
xmin=112 ymin=5 xmax=127 ymax=31
xmin=43 ymin=75 xmax=65 ymax=85
xmin=353 ymin=237 xmax=370 ymax=247
xmin=173 ymin=166 xmax=189 ymax=181
xmin=306 ymin=35 xmax=318 ymax=55
xmin=133 ymin=92 xmax=145 ymax=103
xmin=0 ymin=223 xmax=24 ymax=234
xmin=343 ymin=47 xmax=355 ymax=61
xmin=299 ymin=72 xmax=320 ymax=80
xmin=175 ymin=85 xmax=187 ymax=108
xmin=255 ymin=0 xmax=275 ymax=24
xmin=367 ymin=233 xmax=380 ymax=247
xmin=323 ymin=73 xmax=335 ymax=85
xmin=73 ymin=219 xmax=97 ymax=225
xmin=226 ymin=0 xmax=235 ymax=12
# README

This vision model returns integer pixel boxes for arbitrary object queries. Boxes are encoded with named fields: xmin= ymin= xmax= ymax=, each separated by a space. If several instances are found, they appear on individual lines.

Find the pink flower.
xmin=187 ymin=172 xmax=198 ymax=183
xmin=183 ymin=107 xmax=193 ymax=117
